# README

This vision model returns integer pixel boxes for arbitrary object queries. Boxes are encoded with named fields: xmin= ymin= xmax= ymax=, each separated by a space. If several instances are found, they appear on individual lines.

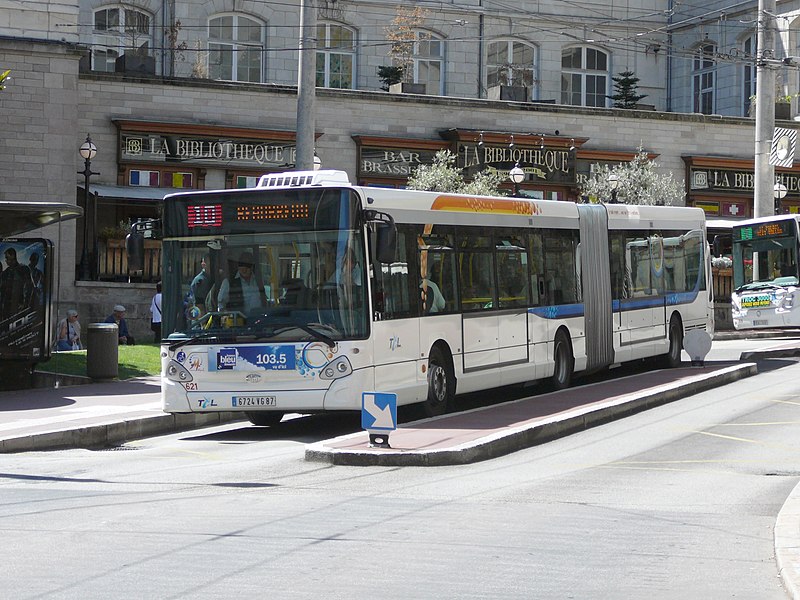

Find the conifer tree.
xmin=608 ymin=70 xmax=647 ymax=108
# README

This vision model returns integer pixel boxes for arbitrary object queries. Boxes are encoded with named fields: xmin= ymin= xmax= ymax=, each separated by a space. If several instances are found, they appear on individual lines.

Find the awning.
xmin=78 ymin=184 xmax=188 ymax=201
xmin=0 ymin=201 xmax=83 ymax=237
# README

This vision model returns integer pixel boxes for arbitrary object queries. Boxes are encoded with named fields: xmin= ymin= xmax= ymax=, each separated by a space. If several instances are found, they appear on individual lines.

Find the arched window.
xmin=561 ymin=46 xmax=609 ymax=107
xmin=693 ymin=43 xmax=716 ymax=114
xmin=412 ymin=30 xmax=444 ymax=95
xmin=487 ymin=40 xmax=536 ymax=90
xmin=92 ymin=6 xmax=153 ymax=72
xmin=208 ymin=14 xmax=265 ymax=83
xmin=743 ymin=36 xmax=756 ymax=116
xmin=316 ymin=22 xmax=356 ymax=89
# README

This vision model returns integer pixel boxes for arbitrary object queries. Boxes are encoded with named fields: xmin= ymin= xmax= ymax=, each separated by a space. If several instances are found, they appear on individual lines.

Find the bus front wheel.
xmin=550 ymin=331 xmax=574 ymax=391
xmin=246 ymin=412 xmax=284 ymax=427
xmin=424 ymin=346 xmax=454 ymax=417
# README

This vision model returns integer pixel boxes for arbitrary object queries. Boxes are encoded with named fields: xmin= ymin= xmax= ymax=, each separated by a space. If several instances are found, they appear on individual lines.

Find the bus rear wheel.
xmin=550 ymin=331 xmax=574 ymax=391
xmin=424 ymin=346 xmax=454 ymax=417
xmin=663 ymin=318 xmax=684 ymax=368
xmin=246 ymin=412 xmax=284 ymax=427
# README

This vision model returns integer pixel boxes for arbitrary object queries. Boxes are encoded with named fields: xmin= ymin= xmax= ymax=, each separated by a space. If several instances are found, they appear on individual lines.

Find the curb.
xmin=777 ymin=480 xmax=800 ymax=600
xmin=0 ymin=411 xmax=245 ymax=453
xmin=305 ymin=363 xmax=757 ymax=467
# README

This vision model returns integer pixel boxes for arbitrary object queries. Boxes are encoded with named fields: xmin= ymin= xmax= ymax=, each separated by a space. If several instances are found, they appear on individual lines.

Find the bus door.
xmin=369 ymin=230 xmax=424 ymax=404
xmin=620 ymin=234 xmax=665 ymax=358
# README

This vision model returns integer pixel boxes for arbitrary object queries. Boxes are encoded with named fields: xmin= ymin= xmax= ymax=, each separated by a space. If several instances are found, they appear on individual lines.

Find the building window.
xmin=409 ymin=30 xmax=444 ymax=95
xmin=743 ymin=36 xmax=756 ymax=116
xmin=92 ymin=6 xmax=153 ymax=72
xmin=208 ymin=14 xmax=265 ymax=83
xmin=316 ymin=23 xmax=356 ymax=89
xmin=561 ymin=46 xmax=609 ymax=107
xmin=487 ymin=40 xmax=536 ymax=91
xmin=693 ymin=43 xmax=716 ymax=114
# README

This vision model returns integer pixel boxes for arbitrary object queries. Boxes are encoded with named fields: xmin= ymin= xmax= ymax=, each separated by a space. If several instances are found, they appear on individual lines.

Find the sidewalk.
xmin=0 ymin=376 xmax=241 ymax=453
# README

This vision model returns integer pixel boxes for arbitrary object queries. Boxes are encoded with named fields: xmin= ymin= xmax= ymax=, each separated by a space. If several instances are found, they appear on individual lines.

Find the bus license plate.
xmin=753 ymin=319 xmax=769 ymax=326
xmin=233 ymin=396 xmax=276 ymax=407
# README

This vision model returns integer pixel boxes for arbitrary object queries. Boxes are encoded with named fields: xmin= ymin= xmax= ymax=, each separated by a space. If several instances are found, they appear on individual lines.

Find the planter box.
xmin=776 ymin=102 xmax=792 ymax=120
xmin=488 ymin=85 xmax=528 ymax=102
xmin=115 ymin=54 xmax=156 ymax=75
xmin=389 ymin=82 xmax=426 ymax=95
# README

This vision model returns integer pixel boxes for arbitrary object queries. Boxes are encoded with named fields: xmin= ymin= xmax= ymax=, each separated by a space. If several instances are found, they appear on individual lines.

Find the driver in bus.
xmin=217 ymin=251 xmax=267 ymax=314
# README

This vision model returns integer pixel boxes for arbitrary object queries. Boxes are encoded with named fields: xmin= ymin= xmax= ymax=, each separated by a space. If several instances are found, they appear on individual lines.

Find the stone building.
xmin=2 ymin=0 xmax=799 ymax=337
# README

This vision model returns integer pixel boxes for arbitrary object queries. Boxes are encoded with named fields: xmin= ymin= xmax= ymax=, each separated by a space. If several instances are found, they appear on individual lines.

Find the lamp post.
xmin=77 ymin=135 xmax=98 ymax=281
xmin=774 ymin=181 xmax=788 ymax=214
xmin=509 ymin=163 xmax=525 ymax=197
xmin=608 ymin=173 xmax=620 ymax=204
xmin=313 ymin=153 xmax=322 ymax=171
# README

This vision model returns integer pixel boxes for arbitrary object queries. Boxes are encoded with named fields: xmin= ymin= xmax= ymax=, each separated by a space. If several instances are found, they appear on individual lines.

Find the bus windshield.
xmin=733 ymin=222 xmax=799 ymax=291
xmin=161 ymin=190 xmax=368 ymax=345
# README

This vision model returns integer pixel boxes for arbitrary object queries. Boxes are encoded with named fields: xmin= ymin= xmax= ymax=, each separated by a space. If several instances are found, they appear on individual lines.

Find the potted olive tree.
xmin=487 ymin=63 xmax=531 ymax=102
xmin=384 ymin=6 xmax=427 ymax=94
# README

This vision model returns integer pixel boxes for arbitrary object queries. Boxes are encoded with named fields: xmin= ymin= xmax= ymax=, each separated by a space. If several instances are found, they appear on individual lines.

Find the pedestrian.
xmin=149 ymin=282 xmax=162 ymax=342
xmin=105 ymin=304 xmax=135 ymax=345
xmin=55 ymin=309 xmax=82 ymax=351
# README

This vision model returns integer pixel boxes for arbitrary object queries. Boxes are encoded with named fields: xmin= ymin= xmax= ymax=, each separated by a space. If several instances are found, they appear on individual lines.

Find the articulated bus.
xmin=731 ymin=214 xmax=800 ymax=329
xmin=0 ymin=201 xmax=82 ymax=389
xmin=156 ymin=170 xmax=713 ymax=425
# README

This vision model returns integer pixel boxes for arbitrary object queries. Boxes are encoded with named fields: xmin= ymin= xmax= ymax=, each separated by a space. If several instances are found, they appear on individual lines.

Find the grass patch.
xmin=38 ymin=344 xmax=162 ymax=379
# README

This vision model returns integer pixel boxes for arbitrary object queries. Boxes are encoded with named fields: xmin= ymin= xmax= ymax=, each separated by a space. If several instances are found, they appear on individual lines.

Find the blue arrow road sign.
xmin=361 ymin=392 xmax=397 ymax=431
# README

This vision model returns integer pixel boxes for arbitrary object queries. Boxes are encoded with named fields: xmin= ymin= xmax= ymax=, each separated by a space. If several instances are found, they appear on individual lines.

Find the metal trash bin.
xmin=86 ymin=323 xmax=119 ymax=380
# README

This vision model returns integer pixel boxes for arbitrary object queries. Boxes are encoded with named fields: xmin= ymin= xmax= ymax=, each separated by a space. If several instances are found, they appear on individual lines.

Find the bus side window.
xmin=528 ymin=232 xmax=544 ymax=306
xmin=371 ymin=227 xmax=415 ymax=320
xmin=543 ymin=230 xmax=578 ymax=305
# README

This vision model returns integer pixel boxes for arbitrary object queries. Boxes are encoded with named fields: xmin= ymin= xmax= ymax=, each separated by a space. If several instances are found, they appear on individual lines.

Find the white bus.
xmin=154 ymin=170 xmax=713 ymax=425
xmin=731 ymin=214 xmax=800 ymax=329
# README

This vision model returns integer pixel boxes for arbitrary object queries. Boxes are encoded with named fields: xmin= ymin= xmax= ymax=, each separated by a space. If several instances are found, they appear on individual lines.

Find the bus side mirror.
xmin=712 ymin=236 xmax=722 ymax=257
xmin=125 ymin=231 xmax=144 ymax=272
xmin=376 ymin=222 xmax=396 ymax=264
xmin=365 ymin=209 xmax=396 ymax=264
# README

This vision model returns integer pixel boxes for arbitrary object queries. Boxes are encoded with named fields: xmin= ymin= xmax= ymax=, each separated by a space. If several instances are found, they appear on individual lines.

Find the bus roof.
xmin=0 ymin=201 xmax=83 ymax=237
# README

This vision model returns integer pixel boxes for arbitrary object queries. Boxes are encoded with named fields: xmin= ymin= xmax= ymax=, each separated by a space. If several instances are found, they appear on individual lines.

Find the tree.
xmin=579 ymin=145 xmax=684 ymax=206
xmin=608 ymin=70 xmax=647 ymax=109
xmin=377 ymin=65 xmax=404 ymax=91
xmin=384 ymin=6 xmax=427 ymax=83
xmin=406 ymin=150 xmax=508 ymax=196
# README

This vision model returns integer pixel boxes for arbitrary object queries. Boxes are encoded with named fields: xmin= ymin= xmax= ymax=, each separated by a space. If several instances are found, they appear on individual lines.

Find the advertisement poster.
xmin=0 ymin=239 xmax=50 ymax=361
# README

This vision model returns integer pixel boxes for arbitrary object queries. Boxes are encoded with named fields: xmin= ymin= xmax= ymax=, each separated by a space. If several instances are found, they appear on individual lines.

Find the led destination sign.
xmin=735 ymin=220 xmax=794 ymax=241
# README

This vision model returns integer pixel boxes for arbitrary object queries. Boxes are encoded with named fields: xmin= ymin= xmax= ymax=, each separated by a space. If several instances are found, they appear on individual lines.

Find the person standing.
xmin=190 ymin=257 xmax=212 ymax=314
xmin=149 ymin=282 xmax=162 ymax=341
xmin=105 ymin=304 xmax=135 ymax=345
xmin=56 ymin=309 xmax=81 ymax=351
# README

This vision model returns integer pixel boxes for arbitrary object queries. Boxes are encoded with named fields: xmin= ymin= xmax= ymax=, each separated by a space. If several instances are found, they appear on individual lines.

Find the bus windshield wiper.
xmin=246 ymin=321 xmax=336 ymax=348
xmin=168 ymin=332 xmax=223 ymax=352
xmin=272 ymin=323 xmax=336 ymax=349
xmin=735 ymin=282 xmax=782 ymax=293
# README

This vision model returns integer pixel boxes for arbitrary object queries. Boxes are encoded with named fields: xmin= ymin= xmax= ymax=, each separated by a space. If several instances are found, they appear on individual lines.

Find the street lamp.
xmin=608 ymin=173 xmax=620 ymax=204
xmin=509 ymin=163 xmax=525 ymax=197
xmin=313 ymin=152 xmax=322 ymax=171
xmin=77 ymin=135 xmax=99 ymax=281
xmin=774 ymin=180 xmax=788 ymax=214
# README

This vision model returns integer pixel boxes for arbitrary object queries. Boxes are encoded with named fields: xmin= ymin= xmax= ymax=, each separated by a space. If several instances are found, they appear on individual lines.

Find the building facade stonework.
xmin=5 ymin=0 xmax=800 ymax=338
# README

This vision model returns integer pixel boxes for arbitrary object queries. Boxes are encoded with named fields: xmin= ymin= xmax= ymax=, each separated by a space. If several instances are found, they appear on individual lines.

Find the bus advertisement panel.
xmin=0 ymin=239 xmax=52 ymax=361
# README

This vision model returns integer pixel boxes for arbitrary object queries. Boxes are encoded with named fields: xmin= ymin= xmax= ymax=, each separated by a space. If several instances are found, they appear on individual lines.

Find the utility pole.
xmin=295 ymin=0 xmax=316 ymax=171
xmin=754 ymin=0 xmax=777 ymax=218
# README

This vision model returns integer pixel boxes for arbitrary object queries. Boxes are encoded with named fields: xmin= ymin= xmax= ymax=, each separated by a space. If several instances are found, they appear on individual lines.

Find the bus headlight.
xmin=166 ymin=360 xmax=193 ymax=383
xmin=319 ymin=356 xmax=353 ymax=380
